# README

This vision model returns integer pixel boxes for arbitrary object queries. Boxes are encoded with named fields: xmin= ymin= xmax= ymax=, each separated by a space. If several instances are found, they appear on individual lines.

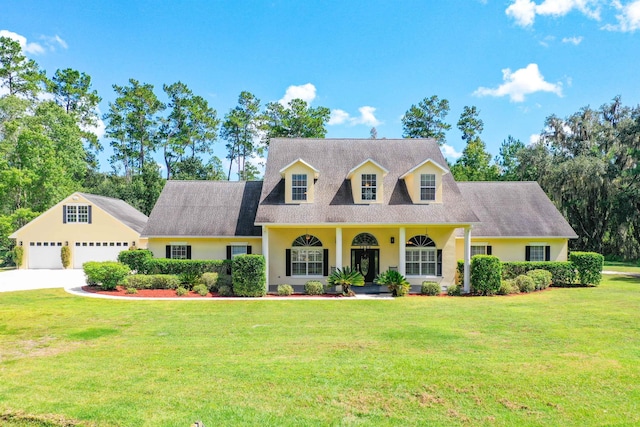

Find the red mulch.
xmin=81 ymin=286 xmax=342 ymax=298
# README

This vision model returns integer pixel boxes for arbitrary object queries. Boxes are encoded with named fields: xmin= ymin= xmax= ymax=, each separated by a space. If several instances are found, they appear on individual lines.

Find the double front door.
xmin=351 ymin=248 xmax=379 ymax=283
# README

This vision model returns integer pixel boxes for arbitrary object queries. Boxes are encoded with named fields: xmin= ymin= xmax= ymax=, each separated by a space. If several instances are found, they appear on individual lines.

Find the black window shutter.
xmin=186 ymin=246 xmax=192 ymax=260
xmin=286 ymin=249 xmax=291 ymax=276
xmin=247 ymin=245 xmax=252 ymax=254
xmin=525 ymin=246 xmax=531 ymax=261
xmin=226 ymin=246 xmax=232 ymax=260
xmin=88 ymin=206 xmax=92 ymax=224
xmin=62 ymin=205 xmax=67 ymax=223
xmin=166 ymin=245 xmax=171 ymax=258
xmin=487 ymin=245 xmax=492 ymax=256
xmin=323 ymin=249 xmax=329 ymax=276
xmin=545 ymin=245 xmax=551 ymax=261
xmin=437 ymin=249 xmax=442 ymax=276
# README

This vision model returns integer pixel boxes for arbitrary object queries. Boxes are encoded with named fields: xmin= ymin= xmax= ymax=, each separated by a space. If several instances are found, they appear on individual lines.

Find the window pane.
xmin=361 ymin=174 xmax=377 ymax=201
xmin=231 ymin=246 xmax=247 ymax=257
xmin=471 ymin=245 xmax=486 ymax=256
xmin=291 ymin=174 xmax=307 ymax=201
xmin=420 ymin=174 xmax=436 ymax=201
xmin=171 ymin=245 xmax=187 ymax=259
xmin=530 ymin=246 xmax=545 ymax=262
xmin=66 ymin=205 xmax=77 ymax=223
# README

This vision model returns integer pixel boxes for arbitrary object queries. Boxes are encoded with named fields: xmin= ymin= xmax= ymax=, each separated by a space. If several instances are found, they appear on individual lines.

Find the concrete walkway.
xmin=0 ymin=269 xmax=86 ymax=292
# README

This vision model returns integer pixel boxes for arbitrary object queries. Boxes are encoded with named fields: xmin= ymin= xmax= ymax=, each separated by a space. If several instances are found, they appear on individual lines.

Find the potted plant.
xmin=375 ymin=269 xmax=411 ymax=297
xmin=327 ymin=267 xmax=365 ymax=296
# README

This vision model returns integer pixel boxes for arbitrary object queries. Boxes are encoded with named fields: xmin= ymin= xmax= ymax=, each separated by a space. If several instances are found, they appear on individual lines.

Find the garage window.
xmin=63 ymin=205 xmax=92 ymax=224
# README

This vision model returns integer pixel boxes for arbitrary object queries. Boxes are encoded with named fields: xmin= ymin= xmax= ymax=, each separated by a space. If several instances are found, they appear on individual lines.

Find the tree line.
xmin=2 ymin=35 xmax=640 ymax=262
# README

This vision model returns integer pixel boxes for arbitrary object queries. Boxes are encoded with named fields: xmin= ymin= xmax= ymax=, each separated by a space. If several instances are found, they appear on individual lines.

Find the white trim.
xmin=346 ymin=158 xmax=389 ymax=179
xmin=169 ymin=241 xmax=188 ymax=245
xmin=141 ymin=235 xmax=263 ymax=239
xmin=279 ymin=158 xmax=320 ymax=178
xmin=399 ymin=158 xmax=449 ymax=179
xmin=454 ymin=236 xmax=575 ymax=240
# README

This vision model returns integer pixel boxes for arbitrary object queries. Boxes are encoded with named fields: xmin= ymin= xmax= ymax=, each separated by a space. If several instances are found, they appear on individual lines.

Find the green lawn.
xmin=1 ymin=276 xmax=639 ymax=427
xmin=603 ymin=260 xmax=640 ymax=273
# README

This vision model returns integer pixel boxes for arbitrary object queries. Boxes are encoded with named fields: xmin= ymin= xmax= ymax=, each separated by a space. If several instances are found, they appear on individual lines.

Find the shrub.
xmin=144 ymin=258 xmax=229 ymax=276
xmin=447 ymin=283 xmax=461 ymax=296
xmin=218 ymin=273 xmax=232 ymax=289
xmin=569 ymin=252 xmax=604 ymax=286
xmin=192 ymin=283 xmax=209 ymax=296
xmin=277 ymin=284 xmax=294 ymax=296
xmin=13 ymin=246 xmax=24 ymax=268
xmin=470 ymin=255 xmax=502 ymax=296
xmin=83 ymin=261 xmax=131 ymax=291
xmin=201 ymin=272 xmax=219 ymax=291
xmin=374 ymin=269 xmax=410 ymax=297
xmin=497 ymin=279 xmax=518 ymax=295
xmin=514 ymin=275 xmax=535 ymax=293
xmin=456 ymin=260 xmax=465 ymax=285
xmin=232 ymin=255 xmax=266 ymax=297
xmin=329 ymin=267 xmax=365 ymax=296
xmin=125 ymin=287 xmax=138 ymax=295
xmin=502 ymin=261 xmax=576 ymax=286
xmin=179 ymin=271 xmax=200 ymax=288
xmin=217 ymin=284 xmax=233 ymax=297
xmin=117 ymin=249 xmax=153 ymax=273
xmin=150 ymin=275 xmax=180 ymax=290
xmin=421 ymin=281 xmax=441 ymax=296
xmin=304 ymin=280 xmax=324 ymax=295
xmin=527 ymin=269 xmax=552 ymax=290
xmin=60 ymin=246 xmax=71 ymax=269
xmin=126 ymin=274 xmax=153 ymax=289
xmin=175 ymin=286 xmax=189 ymax=296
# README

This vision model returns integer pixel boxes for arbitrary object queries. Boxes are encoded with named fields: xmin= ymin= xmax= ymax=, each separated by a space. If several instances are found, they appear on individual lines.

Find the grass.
xmin=1 ymin=276 xmax=639 ymax=426
xmin=603 ymin=259 xmax=640 ymax=273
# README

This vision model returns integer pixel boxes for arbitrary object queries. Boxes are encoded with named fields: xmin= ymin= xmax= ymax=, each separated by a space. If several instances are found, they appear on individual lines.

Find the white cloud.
xmin=529 ymin=133 xmax=541 ymax=145
xmin=473 ymin=63 xmax=563 ymax=102
xmin=279 ymin=83 xmax=317 ymax=106
xmin=0 ymin=29 xmax=45 ymax=54
xmin=441 ymin=144 xmax=463 ymax=160
xmin=328 ymin=106 xmax=381 ymax=127
xmin=562 ymin=36 xmax=584 ymax=44
xmin=506 ymin=0 xmax=601 ymax=27
xmin=604 ymin=0 xmax=640 ymax=32
xmin=40 ymin=34 xmax=68 ymax=51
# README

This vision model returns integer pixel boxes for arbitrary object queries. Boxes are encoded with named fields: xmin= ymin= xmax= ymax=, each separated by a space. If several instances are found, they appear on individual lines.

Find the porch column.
xmin=399 ymin=227 xmax=406 ymax=276
xmin=335 ymin=227 xmax=343 ymax=270
xmin=262 ymin=226 xmax=269 ymax=291
xmin=463 ymin=226 xmax=471 ymax=293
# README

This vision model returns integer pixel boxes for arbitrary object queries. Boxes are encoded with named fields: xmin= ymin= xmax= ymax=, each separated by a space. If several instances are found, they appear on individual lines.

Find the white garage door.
xmin=28 ymin=242 xmax=64 ymax=269
xmin=73 ymin=241 xmax=130 ymax=269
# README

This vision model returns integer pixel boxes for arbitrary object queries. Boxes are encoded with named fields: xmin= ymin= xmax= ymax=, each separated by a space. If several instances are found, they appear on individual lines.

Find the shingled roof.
xmin=141 ymin=181 xmax=262 ymax=237
xmin=456 ymin=182 xmax=577 ymax=238
xmin=79 ymin=193 xmax=148 ymax=233
xmin=255 ymin=138 xmax=479 ymax=225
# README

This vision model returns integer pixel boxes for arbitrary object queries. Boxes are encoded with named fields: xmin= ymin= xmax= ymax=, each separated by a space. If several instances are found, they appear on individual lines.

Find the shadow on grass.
xmin=608 ymin=276 xmax=640 ymax=284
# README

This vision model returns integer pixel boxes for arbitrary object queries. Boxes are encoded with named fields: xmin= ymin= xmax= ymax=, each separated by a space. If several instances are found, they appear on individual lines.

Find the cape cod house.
xmin=142 ymin=138 xmax=577 ymax=292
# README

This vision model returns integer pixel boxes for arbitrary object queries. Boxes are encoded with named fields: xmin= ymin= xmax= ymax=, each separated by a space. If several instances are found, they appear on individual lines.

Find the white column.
xmin=463 ymin=226 xmax=471 ymax=293
xmin=335 ymin=227 xmax=343 ymax=270
xmin=262 ymin=226 xmax=269 ymax=292
xmin=399 ymin=227 xmax=406 ymax=276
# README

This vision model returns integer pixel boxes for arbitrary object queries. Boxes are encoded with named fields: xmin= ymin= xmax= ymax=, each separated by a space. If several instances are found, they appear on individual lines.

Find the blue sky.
xmin=2 ymin=0 xmax=639 ymax=174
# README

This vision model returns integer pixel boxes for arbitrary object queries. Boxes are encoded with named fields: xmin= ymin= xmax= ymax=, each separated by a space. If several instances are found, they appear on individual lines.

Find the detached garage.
xmin=10 ymin=193 xmax=148 ymax=269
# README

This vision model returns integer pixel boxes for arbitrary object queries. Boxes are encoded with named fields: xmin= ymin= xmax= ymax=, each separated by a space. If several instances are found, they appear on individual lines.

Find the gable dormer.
xmin=400 ymin=158 xmax=449 ymax=204
xmin=279 ymin=159 xmax=319 ymax=204
xmin=346 ymin=159 xmax=389 ymax=204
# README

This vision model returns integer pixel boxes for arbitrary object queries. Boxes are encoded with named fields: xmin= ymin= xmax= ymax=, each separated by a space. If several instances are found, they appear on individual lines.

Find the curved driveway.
xmin=0 ymin=269 xmax=86 ymax=292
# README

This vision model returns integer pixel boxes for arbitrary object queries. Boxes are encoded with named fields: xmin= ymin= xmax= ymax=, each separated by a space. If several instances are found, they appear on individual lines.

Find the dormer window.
xmin=361 ymin=174 xmax=377 ymax=201
xmin=420 ymin=174 xmax=436 ymax=201
xmin=291 ymin=174 xmax=307 ymax=201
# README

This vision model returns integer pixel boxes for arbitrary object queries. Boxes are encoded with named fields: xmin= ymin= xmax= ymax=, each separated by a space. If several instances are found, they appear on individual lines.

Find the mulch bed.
xmin=81 ymin=286 xmax=344 ymax=298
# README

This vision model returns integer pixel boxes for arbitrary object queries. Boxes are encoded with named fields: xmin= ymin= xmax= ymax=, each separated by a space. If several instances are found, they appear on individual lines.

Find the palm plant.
xmin=327 ymin=266 xmax=365 ymax=296
xmin=375 ymin=269 xmax=411 ymax=297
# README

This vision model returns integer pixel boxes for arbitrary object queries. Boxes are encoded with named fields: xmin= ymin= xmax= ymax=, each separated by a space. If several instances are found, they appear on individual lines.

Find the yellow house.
xmin=10 ymin=192 xmax=148 ymax=269
xmin=143 ymin=138 xmax=577 ymax=293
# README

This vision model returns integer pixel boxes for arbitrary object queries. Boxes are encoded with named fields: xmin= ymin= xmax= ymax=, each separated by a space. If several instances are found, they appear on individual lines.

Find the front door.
xmin=351 ymin=249 xmax=379 ymax=283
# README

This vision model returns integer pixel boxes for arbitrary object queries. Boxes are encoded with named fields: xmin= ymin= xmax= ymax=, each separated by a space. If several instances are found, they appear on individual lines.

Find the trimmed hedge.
xmin=470 ymin=255 xmax=502 ymax=296
xmin=201 ymin=272 xmax=219 ymax=292
xmin=117 ymin=249 xmax=153 ymax=273
xmin=126 ymin=274 xmax=180 ymax=290
xmin=569 ymin=252 xmax=604 ymax=285
xmin=515 ymin=274 xmax=535 ymax=293
xmin=83 ymin=261 xmax=130 ymax=291
xmin=421 ymin=281 xmax=441 ymax=296
xmin=459 ymin=260 xmax=577 ymax=286
xmin=144 ymin=258 xmax=230 ymax=276
xmin=304 ymin=280 xmax=324 ymax=295
xmin=61 ymin=246 xmax=71 ymax=269
xmin=277 ymin=284 xmax=294 ymax=296
xmin=527 ymin=269 xmax=552 ymax=290
xmin=232 ymin=255 xmax=266 ymax=297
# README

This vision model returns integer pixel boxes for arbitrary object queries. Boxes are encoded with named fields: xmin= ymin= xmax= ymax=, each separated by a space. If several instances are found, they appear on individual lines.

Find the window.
xmin=361 ymin=174 xmax=377 ymax=201
xmin=420 ymin=174 xmax=436 ymax=201
xmin=65 ymin=205 xmax=90 ymax=223
xmin=529 ymin=245 xmax=545 ymax=262
xmin=171 ymin=245 xmax=188 ymax=260
xmin=471 ymin=245 xmax=487 ymax=256
xmin=231 ymin=245 xmax=248 ymax=258
xmin=405 ymin=235 xmax=439 ymax=276
xmin=289 ymin=235 xmax=324 ymax=276
xmin=291 ymin=174 xmax=307 ymax=201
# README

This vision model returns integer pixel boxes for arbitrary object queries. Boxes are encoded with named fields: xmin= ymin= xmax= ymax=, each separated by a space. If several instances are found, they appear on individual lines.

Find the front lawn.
xmin=1 ymin=275 xmax=639 ymax=426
